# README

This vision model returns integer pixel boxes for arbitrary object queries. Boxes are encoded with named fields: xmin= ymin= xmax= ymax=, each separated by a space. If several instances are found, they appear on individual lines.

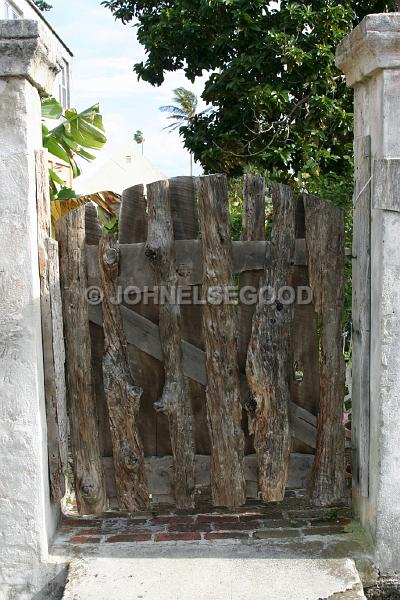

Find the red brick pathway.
xmin=60 ymin=497 xmax=352 ymax=545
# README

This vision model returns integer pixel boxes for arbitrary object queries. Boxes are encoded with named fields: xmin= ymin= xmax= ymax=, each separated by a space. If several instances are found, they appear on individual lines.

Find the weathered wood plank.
xmin=35 ymin=150 xmax=68 ymax=502
xmin=56 ymin=207 xmax=106 ymax=514
xmin=169 ymin=176 xmax=199 ymax=239
xmin=197 ymin=174 xmax=246 ymax=508
xmin=99 ymin=236 xmax=149 ymax=511
xmin=103 ymin=453 xmax=314 ymax=506
xmin=85 ymin=205 xmax=114 ymax=465
xmin=118 ymin=185 xmax=161 ymax=457
xmin=86 ymin=239 xmax=308 ymax=290
xmin=304 ymin=194 xmax=346 ymax=507
xmin=247 ymin=183 xmax=296 ymax=502
xmin=89 ymin=303 xmax=318 ymax=450
xmin=168 ymin=178 xmax=210 ymax=457
xmin=352 ymin=136 xmax=371 ymax=498
xmin=146 ymin=180 xmax=195 ymax=509
xmin=46 ymin=239 xmax=69 ymax=501
xmin=85 ymin=203 xmax=102 ymax=246
xmin=289 ymin=196 xmax=320 ymax=454
xmin=118 ymin=185 xmax=147 ymax=244
xmin=239 ymin=176 xmax=265 ymax=451
xmin=241 ymin=175 xmax=266 ymax=242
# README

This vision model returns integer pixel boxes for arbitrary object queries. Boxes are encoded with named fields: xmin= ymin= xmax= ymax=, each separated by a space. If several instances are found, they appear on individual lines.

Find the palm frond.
xmin=159 ymin=105 xmax=187 ymax=116
xmin=162 ymin=122 xmax=184 ymax=132
xmin=160 ymin=87 xmax=199 ymax=130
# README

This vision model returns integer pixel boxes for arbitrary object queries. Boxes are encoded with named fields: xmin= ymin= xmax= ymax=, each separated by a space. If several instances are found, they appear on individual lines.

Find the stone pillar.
xmin=0 ymin=20 xmax=63 ymax=598
xmin=337 ymin=14 xmax=400 ymax=575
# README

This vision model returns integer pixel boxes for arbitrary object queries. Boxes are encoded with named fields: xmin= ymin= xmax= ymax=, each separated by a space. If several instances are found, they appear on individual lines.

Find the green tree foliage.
xmin=33 ymin=0 xmax=52 ymax=11
xmin=102 ymin=0 xmax=395 ymax=179
xmin=102 ymin=0 xmax=398 ymax=335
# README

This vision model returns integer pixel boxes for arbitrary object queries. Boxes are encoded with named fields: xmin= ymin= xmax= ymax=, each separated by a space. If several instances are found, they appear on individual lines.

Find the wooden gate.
xmin=54 ymin=174 xmax=346 ymax=515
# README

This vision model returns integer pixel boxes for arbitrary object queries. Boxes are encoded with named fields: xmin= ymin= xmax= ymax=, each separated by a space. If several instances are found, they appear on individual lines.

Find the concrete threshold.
xmin=60 ymin=541 xmax=367 ymax=600
xmin=56 ymin=496 xmax=374 ymax=599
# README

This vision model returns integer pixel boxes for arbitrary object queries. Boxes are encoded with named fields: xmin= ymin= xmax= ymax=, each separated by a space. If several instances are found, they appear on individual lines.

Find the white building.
xmin=74 ymin=143 xmax=167 ymax=196
xmin=1 ymin=0 xmax=73 ymax=107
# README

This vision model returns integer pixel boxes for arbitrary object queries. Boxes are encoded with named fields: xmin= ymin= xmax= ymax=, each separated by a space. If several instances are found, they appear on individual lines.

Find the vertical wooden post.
xmin=239 ymin=175 xmax=266 ymax=372
xmin=168 ymin=177 xmax=210 ymax=457
xmin=197 ymin=175 xmax=246 ymax=508
xmin=352 ymin=136 xmax=371 ymax=498
xmin=239 ymin=176 xmax=266 ymax=446
xmin=85 ymin=204 xmax=115 ymax=498
xmin=118 ymin=184 xmax=161 ymax=458
xmin=304 ymin=194 xmax=346 ymax=507
xmin=146 ymin=180 xmax=195 ymax=509
xmin=169 ymin=176 xmax=199 ymax=240
xmin=99 ymin=236 xmax=149 ymax=511
xmin=246 ymin=183 xmax=296 ymax=502
xmin=119 ymin=185 xmax=147 ymax=244
xmin=56 ymin=207 xmax=106 ymax=515
xmin=35 ymin=150 xmax=68 ymax=503
xmin=85 ymin=203 xmax=103 ymax=246
xmin=289 ymin=197 xmax=320 ymax=455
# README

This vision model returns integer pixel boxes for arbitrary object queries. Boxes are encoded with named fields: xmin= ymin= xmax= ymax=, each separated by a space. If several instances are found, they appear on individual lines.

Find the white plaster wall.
xmin=0 ymin=76 xmax=57 ymax=599
xmin=0 ymin=20 xmax=67 ymax=597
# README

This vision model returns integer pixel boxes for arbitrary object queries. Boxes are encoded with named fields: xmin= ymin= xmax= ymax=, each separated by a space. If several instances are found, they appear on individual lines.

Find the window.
xmin=3 ymin=0 xmax=23 ymax=19
xmin=58 ymin=61 xmax=70 ymax=110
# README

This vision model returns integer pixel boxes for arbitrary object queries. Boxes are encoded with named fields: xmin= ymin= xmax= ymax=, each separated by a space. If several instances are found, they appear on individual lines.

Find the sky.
xmin=47 ymin=0 xmax=208 ymax=177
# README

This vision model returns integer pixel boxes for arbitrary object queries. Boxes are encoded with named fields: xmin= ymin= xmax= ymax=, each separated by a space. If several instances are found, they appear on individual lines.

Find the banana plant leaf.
xmin=42 ymin=97 xmax=112 ymax=225
xmin=50 ymin=190 xmax=121 ymax=225
xmin=42 ymin=99 xmax=107 ymax=184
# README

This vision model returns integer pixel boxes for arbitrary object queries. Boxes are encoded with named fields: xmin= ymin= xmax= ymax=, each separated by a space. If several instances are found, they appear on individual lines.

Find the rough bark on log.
xmin=145 ymin=180 xmax=195 ymax=509
xmin=99 ymin=236 xmax=149 ymax=511
xmin=304 ymin=194 xmax=346 ymax=507
xmin=239 ymin=175 xmax=266 ymax=444
xmin=197 ymin=174 xmax=246 ymax=508
xmin=35 ymin=150 xmax=68 ymax=502
xmin=89 ymin=302 xmax=319 ymax=450
xmin=56 ymin=207 xmax=106 ymax=514
xmin=246 ymin=183 xmax=296 ymax=502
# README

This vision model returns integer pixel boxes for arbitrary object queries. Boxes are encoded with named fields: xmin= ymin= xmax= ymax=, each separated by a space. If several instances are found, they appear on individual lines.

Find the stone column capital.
xmin=336 ymin=14 xmax=400 ymax=87
xmin=0 ymin=19 xmax=63 ymax=95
